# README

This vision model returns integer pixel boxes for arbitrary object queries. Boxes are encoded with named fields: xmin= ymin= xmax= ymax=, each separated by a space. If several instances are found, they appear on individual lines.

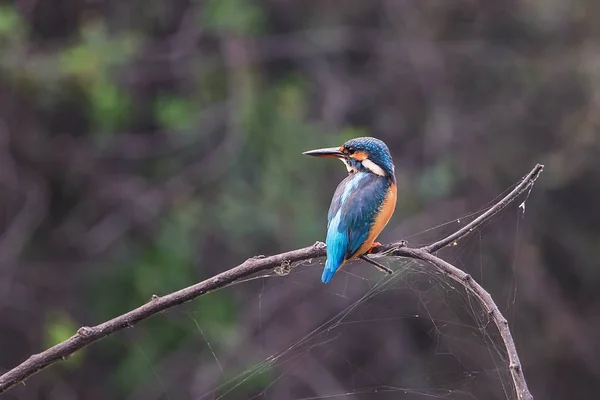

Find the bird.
xmin=303 ymin=137 xmax=397 ymax=283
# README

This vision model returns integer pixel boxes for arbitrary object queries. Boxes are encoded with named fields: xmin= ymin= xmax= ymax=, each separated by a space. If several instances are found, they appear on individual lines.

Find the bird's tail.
xmin=322 ymin=258 xmax=345 ymax=283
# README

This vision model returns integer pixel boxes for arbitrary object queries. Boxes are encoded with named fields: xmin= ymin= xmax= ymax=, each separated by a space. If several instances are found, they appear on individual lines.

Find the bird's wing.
xmin=339 ymin=176 xmax=388 ymax=257
xmin=323 ymin=173 xmax=389 ymax=282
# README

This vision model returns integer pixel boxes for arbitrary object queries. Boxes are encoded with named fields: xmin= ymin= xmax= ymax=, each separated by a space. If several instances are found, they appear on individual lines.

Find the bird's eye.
xmin=346 ymin=147 xmax=355 ymax=155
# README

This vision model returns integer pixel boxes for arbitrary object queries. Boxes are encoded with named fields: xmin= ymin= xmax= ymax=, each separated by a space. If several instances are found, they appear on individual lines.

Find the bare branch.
xmin=423 ymin=163 xmax=544 ymax=253
xmin=390 ymin=247 xmax=533 ymax=400
xmin=0 ymin=243 xmax=327 ymax=393
xmin=0 ymin=164 xmax=543 ymax=400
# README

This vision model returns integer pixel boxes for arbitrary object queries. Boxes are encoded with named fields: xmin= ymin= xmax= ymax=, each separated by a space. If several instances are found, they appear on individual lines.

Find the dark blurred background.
xmin=1 ymin=1 xmax=599 ymax=399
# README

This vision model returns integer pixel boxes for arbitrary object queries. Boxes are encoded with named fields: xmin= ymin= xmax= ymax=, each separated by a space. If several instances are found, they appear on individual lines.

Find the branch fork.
xmin=0 ymin=164 xmax=543 ymax=400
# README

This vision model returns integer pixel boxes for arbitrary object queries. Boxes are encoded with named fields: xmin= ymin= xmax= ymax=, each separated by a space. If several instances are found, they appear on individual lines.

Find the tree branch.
xmin=390 ymin=247 xmax=533 ymax=400
xmin=0 ymin=164 xmax=543 ymax=399
xmin=423 ymin=163 xmax=544 ymax=253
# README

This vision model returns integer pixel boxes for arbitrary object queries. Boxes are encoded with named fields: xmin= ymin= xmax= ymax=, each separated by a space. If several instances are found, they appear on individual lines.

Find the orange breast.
xmin=351 ymin=182 xmax=397 ymax=258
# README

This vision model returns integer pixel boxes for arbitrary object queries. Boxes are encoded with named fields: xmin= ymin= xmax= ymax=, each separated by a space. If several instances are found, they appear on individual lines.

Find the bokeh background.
xmin=1 ymin=1 xmax=600 ymax=399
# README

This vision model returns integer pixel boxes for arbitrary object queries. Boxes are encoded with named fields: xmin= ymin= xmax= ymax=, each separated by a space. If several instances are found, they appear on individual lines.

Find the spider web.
xmin=125 ymin=185 xmax=528 ymax=400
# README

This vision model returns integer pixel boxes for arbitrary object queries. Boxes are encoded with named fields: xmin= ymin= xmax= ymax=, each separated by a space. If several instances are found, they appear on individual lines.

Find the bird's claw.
xmin=367 ymin=242 xmax=382 ymax=254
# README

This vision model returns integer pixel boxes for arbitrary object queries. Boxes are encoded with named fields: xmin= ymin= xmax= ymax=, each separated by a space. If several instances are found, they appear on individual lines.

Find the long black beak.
xmin=302 ymin=147 xmax=344 ymax=158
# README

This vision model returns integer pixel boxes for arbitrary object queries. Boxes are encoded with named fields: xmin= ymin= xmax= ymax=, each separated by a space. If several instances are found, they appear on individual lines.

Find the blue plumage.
xmin=322 ymin=172 xmax=390 ymax=283
xmin=303 ymin=136 xmax=397 ymax=283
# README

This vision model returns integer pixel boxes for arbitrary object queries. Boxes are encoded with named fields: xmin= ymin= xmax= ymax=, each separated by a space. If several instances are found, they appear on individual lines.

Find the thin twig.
xmin=0 ymin=164 xmax=543 ymax=399
xmin=359 ymin=254 xmax=393 ymax=275
xmin=423 ymin=163 xmax=544 ymax=253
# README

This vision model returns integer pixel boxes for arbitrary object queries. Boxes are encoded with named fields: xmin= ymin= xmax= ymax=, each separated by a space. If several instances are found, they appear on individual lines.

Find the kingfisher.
xmin=303 ymin=137 xmax=397 ymax=283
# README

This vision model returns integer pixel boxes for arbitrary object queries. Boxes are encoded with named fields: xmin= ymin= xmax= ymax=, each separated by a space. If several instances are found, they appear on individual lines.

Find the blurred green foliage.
xmin=26 ymin=2 xmax=334 ymax=395
xmin=59 ymin=22 xmax=138 ymax=83
xmin=4 ymin=0 xmax=598 ymax=398
xmin=203 ymin=0 xmax=266 ymax=35
xmin=0 ymin=5 xmax=21 ymax=39
xmin=44 ymin=312 xmax=84 ymax=367
xmin=156 ymin=95 xmax=195 ymax=133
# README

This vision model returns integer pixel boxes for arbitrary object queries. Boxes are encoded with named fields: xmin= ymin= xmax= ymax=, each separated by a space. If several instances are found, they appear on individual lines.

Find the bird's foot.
xmin=367 ymin=242 xmax=382 ymax=254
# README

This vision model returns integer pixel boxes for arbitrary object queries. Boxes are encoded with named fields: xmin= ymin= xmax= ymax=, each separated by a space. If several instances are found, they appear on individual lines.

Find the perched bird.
xmin=304 ymin=137 xmax=397 ymax=283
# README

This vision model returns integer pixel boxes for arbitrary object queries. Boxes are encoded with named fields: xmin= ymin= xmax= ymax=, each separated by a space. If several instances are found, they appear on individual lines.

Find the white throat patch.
xmin=362 ymin=158 xmax=386 ymax=176
xmin=341 ymin=158 xmax=357 ymax=173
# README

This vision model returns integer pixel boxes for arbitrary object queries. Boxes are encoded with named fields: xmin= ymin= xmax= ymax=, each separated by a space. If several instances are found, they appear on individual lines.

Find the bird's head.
xmin=303 ymin=137 xmax=395 ymax=181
